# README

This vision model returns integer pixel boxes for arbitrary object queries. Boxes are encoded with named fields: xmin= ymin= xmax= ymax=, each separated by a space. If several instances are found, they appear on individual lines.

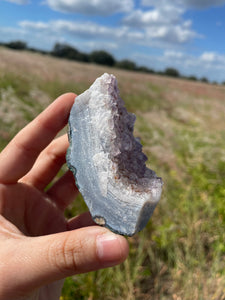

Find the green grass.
xmin=0 ymin=48 xmax=225 ymax=299
xmin=39 ymin=78 xmax=88 ymax=100
xmin=120 ymin=82 xmax=166 ymax=113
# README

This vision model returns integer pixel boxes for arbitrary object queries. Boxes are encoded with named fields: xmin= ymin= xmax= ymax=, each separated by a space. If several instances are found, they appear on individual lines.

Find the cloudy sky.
xmin=1 ymin=0 xmax=225 ymax=82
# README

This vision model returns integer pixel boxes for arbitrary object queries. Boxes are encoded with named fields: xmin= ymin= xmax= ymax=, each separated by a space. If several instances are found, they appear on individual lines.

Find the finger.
xmin=67 ymin=211 xmax=96 ymax=230
xmin=0 ymin=93 xmax=76 ymax=184
xmin=7 ymin=227 xmax=129 ymax=293
xmin=47 ymin=170 xmax=79 ymax=211
xmin=21 ymin=135 xmax=69 ymax=190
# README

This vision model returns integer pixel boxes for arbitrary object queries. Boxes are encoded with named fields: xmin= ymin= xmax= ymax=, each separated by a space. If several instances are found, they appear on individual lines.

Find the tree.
xmin=137 ymin=66 xmax=155 ymax=74
xmin=200 ymin=77 xmax=208 ymax=83
xmin=164 ymin=67 xmax=180 ymax=78
xmin=90 ymin=50 xmax=115 ymax=66
xmin=187 ymin=75 xmax=197 ymax=81
xmin=51 ymin=43 xmax=89 ymax=62
xmin=6 ymin=41 xmax=27 ymax=50
xmin=116 ymin=59 xmax=137 ymax=70
xmin=52 ymin=43 xmax=79 ymax=59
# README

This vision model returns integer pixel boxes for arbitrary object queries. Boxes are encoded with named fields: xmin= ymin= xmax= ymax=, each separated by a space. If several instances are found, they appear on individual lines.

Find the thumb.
xmin=16 ymin=226 xmax=129 ymax=289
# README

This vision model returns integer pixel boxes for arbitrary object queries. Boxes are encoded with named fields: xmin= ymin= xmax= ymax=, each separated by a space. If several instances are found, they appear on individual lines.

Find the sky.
xmin=0 ymin=0 xmax=225 ymax=82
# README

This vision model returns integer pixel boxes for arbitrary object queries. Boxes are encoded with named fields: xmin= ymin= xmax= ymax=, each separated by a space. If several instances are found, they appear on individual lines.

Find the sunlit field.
xmin=0 ymin=47 xmax=225 ymax=300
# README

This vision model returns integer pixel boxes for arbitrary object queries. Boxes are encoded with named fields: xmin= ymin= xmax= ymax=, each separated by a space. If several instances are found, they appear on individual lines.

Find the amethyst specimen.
xmin=67 ymin=73 xmax=163 ymax=236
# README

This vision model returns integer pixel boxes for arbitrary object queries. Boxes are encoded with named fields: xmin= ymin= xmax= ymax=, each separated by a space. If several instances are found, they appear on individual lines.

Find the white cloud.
xmin=17 ymin=19 xmax=147 ymax=54
xmin=123 ymin=0 xmax=223 ymax=48
xmin=0 ymin=24 xmax=57 ymax=50
xmin=19 ymin=21 xmax=49 ymax=31
xmin=201 ymin=52 xmax=217 ymax=62
xmin=0 ymin=27 xmax=25 ymax=39
xmin=19 ymin=20 xmax=128 ymax=40
xmin=133 ymin=50 xmax=225 ymax=82
xmin=123 ymin=6 xmax=198 ymax=45
xmin=19 ymin=18 xmax=198 ymax=48
xmin=123 ymin=8 xmax=181 ymax=27
xmin=77 ymin=41 xmax=118 ymax=52
xmin=46 ymin=0 xmax=134 ymax=15
xmin=146 ymin=23 xmax=197 ymax=44
xmin=141 ymin=0 xmax=225 ymax=9
xmin=200 ymin=52 xmax=225 ymax=65
xmin=182 ymin=0 xmax=225 ymax=9
xmin=164 ymin=50 xmax=187 ymax=60
xmin=3 ymin=0 xmax=29 ymax=4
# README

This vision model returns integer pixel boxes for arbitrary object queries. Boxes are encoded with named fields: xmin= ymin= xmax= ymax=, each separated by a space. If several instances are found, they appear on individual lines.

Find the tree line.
xmin=0 ymin=40 xmax=221 ymax=84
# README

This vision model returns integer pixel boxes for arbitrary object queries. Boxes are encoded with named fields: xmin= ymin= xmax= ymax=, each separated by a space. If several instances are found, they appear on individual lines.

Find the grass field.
xmin=0 ymin=47 xmax=225 ymax=300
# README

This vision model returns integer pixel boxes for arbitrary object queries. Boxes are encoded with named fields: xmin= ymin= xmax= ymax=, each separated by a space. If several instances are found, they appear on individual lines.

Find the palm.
xmin=0 ymin=94 xmax=78 ymax=300
xmin=0 ymin=183 xmax=72 ymax=300
xmin=0 ymin=184 xmax=66 ymax=300
xmin=0 ymin=93 xmax=128 ymax=300
xmin=0 ymin=182 xmax=67 ymax=237
xmin=0 ymin=143 xmax=77 ymax=300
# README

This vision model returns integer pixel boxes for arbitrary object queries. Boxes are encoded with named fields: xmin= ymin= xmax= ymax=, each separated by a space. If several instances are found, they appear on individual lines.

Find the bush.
xmin=137 ymin=66 xmax=155 ymax=74
xmin=164 ymin=67 xmax=180 ymax=77
xmin=187 ymin=75 xmax=197 ymax=81
xmin=116 ymin=59 xmax=137 ymax=70
xmin=90 ymin=50 xmax=115 ymax=66
xmin=5 ymin=40 xmax=27 ymax=50
xmin=200 ymin=77 xmax=209 ymax=83
xmin=51 ymin=43 xmax=89 ymax=62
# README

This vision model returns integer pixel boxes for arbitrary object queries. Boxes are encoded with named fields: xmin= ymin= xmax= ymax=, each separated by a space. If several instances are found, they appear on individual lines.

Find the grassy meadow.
xmin=0 ymin=47 xmax=225 ymax=300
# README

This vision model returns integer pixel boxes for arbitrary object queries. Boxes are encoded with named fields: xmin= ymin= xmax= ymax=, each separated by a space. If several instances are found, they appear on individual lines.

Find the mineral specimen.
xmin=66 ymin=73 xmax=163 ymax=236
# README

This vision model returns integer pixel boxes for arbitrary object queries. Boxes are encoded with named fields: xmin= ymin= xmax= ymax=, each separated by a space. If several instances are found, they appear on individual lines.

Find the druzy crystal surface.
xmin=67 ymin=73 xmax=163 ymax=236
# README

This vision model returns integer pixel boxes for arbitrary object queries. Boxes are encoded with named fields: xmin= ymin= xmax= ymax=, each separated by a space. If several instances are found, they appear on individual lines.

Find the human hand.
xmin=0 ymin=93 xmax=129 ymax=300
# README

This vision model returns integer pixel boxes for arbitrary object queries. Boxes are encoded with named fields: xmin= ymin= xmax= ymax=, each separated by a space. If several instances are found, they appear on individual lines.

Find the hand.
xmin=0 ymin=93 xmax=129 ymax=300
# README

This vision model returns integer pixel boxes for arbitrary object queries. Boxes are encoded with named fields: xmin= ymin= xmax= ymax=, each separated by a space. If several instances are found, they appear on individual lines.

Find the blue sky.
xmin=1 ymin=0 xmax=225 ymax=82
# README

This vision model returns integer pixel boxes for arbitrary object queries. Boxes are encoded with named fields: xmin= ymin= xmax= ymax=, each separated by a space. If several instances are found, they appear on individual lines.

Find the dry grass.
xmin=0 ymin=47 xmax=225 ymax=300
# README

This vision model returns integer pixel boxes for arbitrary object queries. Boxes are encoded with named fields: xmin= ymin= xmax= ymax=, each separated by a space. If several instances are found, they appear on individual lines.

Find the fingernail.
xmin=96 ymin=232 xmax=122 ymax=266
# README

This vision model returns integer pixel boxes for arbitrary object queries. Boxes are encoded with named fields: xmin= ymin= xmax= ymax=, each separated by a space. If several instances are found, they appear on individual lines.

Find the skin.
xmin=0 ymin=93 xmax=129 ymax=300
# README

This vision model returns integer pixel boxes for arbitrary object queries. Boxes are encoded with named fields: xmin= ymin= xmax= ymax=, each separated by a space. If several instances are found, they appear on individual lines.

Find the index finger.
xmin=0 ymin=93 xmax=76 ymax=184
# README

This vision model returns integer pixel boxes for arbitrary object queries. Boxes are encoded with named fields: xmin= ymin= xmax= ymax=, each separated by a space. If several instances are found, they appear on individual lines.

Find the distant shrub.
xmin=28 ymin=47 xmax=48 ymax=55
xmin=187 ymin=75 xmax=197 ymax=81
xmin=200 ymin=77 xmax=208 ymax=83
xmin=6 ymin=40 xmax=27 ymax=50
xmin=137 ymin=66 xmax=155 ymax=74
xmin=90 ymin=50 xmax=115 ymax=66
xmin=116 ymin=59 xmax=137 ymax=70
xmin=51 ymin=43 xmax=89 ymax=62
xmin=164 ymin=67 xmax=180 ymax=77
